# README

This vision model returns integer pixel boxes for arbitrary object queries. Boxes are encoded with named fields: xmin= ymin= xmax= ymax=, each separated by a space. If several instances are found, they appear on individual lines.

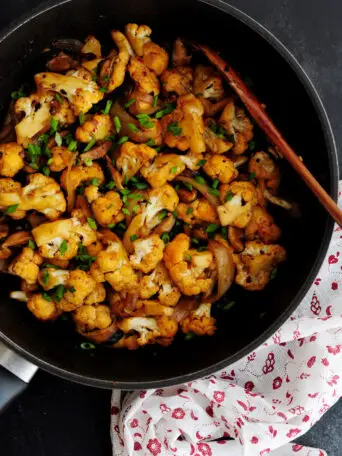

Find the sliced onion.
xmin=27 ymin=213 xmax=48 ymax=228
xmin=81 ymin=141 xmax=111 ymax=161
xmin=10 ymin=291 xmax=29 ymax=302
xmin=66 ymin=154 xmax=77 ymax=212
xmin=208 ymin=239 xmax=235 ymax=303
xmin=111 ymin=101 xmax=139 ymax=137
xmin=52 ymin=38 xmax=84 ymax=54
xmin=75 ymin=195 xmax=93 ymax=219
xmin=175 ymin=176 xmax=220 ymax=207
xmin=123 ymin=213 xmax=144 ymax=252
xmin=2 ymin=231 xmax=31 ymax=248
xmin=152 ymin=214 xmax=175 ymax=235
xmin=77 ymin=321 xmax=117 ymax=344
xmin=172 ymin=297 xmax=200 ymax=322
xmin=264 ymin=189 xmax=292 ymax=210
xmin=105 ymin=155 xmax=124 ymax=190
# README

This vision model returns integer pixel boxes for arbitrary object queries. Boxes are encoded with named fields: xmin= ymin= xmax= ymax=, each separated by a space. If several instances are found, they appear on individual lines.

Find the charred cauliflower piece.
xmin=235 ymin=241 xmax=286 ymax=291
xmin=9 ymin=247 xmax=43 ymax=285
xmin=248 ymin=151 xmax=281 ymax=193
xmin=81 ymin=35 xmax=102 ymax=58
xmin=75 ymin=114 xmax=112 ymax=143
xmin=0 ymin=174 xmax=66 ymax=220
xmin=117 ymin=315 xmax=178 ymax=347
xmin=219 ymin=101 xmax=253 ymax=155
xmin=217 ymin=181 xmax=258 ymax=228
xmin=35 ymin=70 xmax=104 ymax=115
xmin=129 ymin=234 xmax=165 ymax=273
xmin=164 ymin=233 xmax=214 ymax=296
xmin=160 ymin=67 xmax=193 ymax=96
xmin=32 ymin=216 xmax=96 ymax=260
xmin=105 ymin=31 xmax=134 ymax=93
xmin=27 ymin=293 xmax=59 ymax=321
xmin=172 ymin=38 xmax=191 ymax=67
xmin=60 ymin=162 xmax=105 ymax=192
xmin=14 ymin=92 xmax=75 ymax=147
xmin=193 ymin=65 xmax=225 ymax=101
xmin=38 ymin=267 xmax=70 ymax=290
xmin=116 ymin=141 xmax=157 ymax=180
xmin=141 ymin=153 xmax=186 ymax=188
xmin=245 ymin=206 xmax=281 ymax=244
xmin=92 ymin=234 xmax=139 ymax=293
xmin=0 ymin=143 xmax=25 ymax=177
xmin=49 ymin=146 xmax=74 ymax=172
xmin=125 ymin=23 xmax=152 ymax=56
xmin=84 ymin=283 xmax=106 ymax=305
xmin=203 ymin=119 xmax=233 ymax=154
xmin=73 ymin=304 xmax=112 ymax=332
xmin=58 ymin=270 xmax=97 ymax=312
xmin=180 ymin=302 xmax=216 ymax=336
xmin=128 ymin=57 xmax=160 ymax=95
xmin=140 ymin=262 xmax=181 ymax=306
xmin=176 ymin=199 xmax=218 ymax=225
xmin=203 ymin=155 xmax=238 ymax=184
xmin=143 ymin=42 xmax=169 ymax=76
xmin=84 ymin=185 xmax=124 ymax=227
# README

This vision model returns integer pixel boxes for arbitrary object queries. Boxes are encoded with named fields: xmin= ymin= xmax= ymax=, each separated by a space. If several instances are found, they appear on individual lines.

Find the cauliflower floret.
xmin=32 ymin=216 xmax=96 ymax=260
xmin=84 ymin=283 xmax=106 ymax=305
xmin=49 ymin=146 xmax=73 ymax=172
xmin=0 ymin=174 xmax=66 ymax=220
xmin=9 ymin=247 xmax=43 ymax=285
xmin=245 ymin=206 xmax=281 ymax=244
xmin=14 ymin=92 xmax=75 ymax=147
xmin=141 ymin=153 xmax=185 ymax=188
xmin=60 ymin=162 xmax=105 ymax=192
xmin=141 ymin=184 xmax=179 ymax=233
xmin=84 ymin=185 xmax=124 ymax=227
xmin=129 ymin=234 xmax=165 ymax=273
xmin=27 ymin=293 xmax=59 ymax=321
xmin=172 ymin=38 xmax=191 ymax=67
xmin=219 ymin=101 xmax=253 ymax=155
xmin=217 ymin=181 xmax=258 ymax=228
xmin=193 ymin=65 xmax=225 ymax=101
xmin=180 ymin=302 xmax=216 ymax=336
xmin=75 ymin=114 xmax=112 ymax=143
xmin=203 ymin=155 xmax=238 ymax=184
xmin=56 ymin=270 xmax=97 ymax=311
xmin=38 ymin=267 xmax=70 ymax=290
xmin=176 ymin=199 xmax=218 ymax=225
xmin=81 ymin=35 xmax=102 ymax=58
xmin=0 ymin=143 xmax=24 ymax=177
xmin=73 ymin=303 xmax=112 ymax=332
xmin=129 ymin=57 xmax=160 ymax=95
xmin=143 ymin=42 xmax=169 ymax=76
xmin=160 ymin=67 xmax=193 ymax=96
xmin=116 ymin=141 xmax=157 ymax=180
xmin=35 ymin=71 xmax=104 ymax=115
xmin=117 ymin=315 xmax=178 ymax=346
xmin=235 ymin=241 xmax=286 ymax=291
xmin=92 ymin=235 xmax=139 ymax=293
xmin=161 ymin=93 xmax=205 ymax=154
xmin=125 ymin=23 xmax=152 ymax=56
xmin=248 ymin=151 xmax=281 ymax=193
xmin=140 ymin=262 xmax=181 ymax=306
xmin=164 ymin=233 xmax=214 ymax=296
xmin=203 ymin=118 xmax=233 ymax=154
xmin=110 ymin=294 xmax=173 ymax=317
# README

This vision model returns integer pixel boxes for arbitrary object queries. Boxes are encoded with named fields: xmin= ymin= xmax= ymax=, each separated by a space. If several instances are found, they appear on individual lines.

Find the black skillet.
xmin=0 ymin=0 xmax=338 ymax=409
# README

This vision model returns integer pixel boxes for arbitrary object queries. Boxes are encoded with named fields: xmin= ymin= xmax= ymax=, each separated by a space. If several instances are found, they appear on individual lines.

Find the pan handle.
xmin=0 ymin=340 xmax=38 ymax=412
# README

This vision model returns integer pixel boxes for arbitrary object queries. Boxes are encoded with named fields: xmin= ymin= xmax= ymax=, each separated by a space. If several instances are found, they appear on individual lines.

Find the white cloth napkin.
xmin=111 ymin=181 xmax=342 ymax=456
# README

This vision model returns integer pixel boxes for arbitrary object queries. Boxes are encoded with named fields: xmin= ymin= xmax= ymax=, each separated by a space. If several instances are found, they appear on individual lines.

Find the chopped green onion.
xmin=271 ymin=268 xmax=278 ymax=280
xmin=108 ymin=223 xmax=115 ymax=229
xmin=42 ymin=166 xmax=50 ymax=176
xmin=170 ymin=166 xmax=178 ymax=174
xmin=91 ymin=178 xmax=99 ymax=186
xmin=54 ymin=284 xmax=65 ymax=302
xmin=209 ymin=188 xmax=220 ymax=196
xmin=99 ymin=87 xmax=108 ymax=93
xmin=128 ymin=123 xmax=139 ymax=132
xmin=80 ymin=342 xmax=95 ymax=350
xmin=249 ymin=172 xmax=256 ymax=181
xmin=185 ymin=253 xmax=192 ymax=261
xmin=122 ymin=208 xmax=130 ymax=216
xmin=186 ymin=207 xmax=193 ymax=215
xmin=136 ymin=113 xmax=154 ymax=129
xmin=50 ymin=117 xmax=59 ymax=133
xmin=128 ymin=193 xmax=142 ymax=200
xmin=106 ymin=180 xmax=116 ymax=190
xmin=167 ymin=122 xmax=182 ymax=136
xmin=68 ymin=140 xmax=77 ymax=152
xmin=43 ymin=269 xmax=50 ymax=285
xmin=130 ymin=234 xmax=138 ymax=242
xmin=124 ymin=99 xmax=135 ymax=108
xmin=212 ymin=179 xmax=219 ymax=189
xmin=172 ymin=210 xmax=178 ymax=219
xmin=44 ymin=263 xmax=61 ymax=269
xmin=79 ymin=113 xmax=85 ymax=125
xmin=103 ymin=100 xmax=113 ymax=115
xmin=225 ymin=191 xmax=233 ymax=202
xmin=84 ymin=139 xmax=96 ymax=152
xmin=206 ymin=223 xmax=220 ymax=233
xmin=145 ymin=138 xmax=156 ymax=147
xmin=83 ymin=158 xmax=93 ymax=166
xmin=158 ymin=210 xmax=168 ymax=220
xmin=59 ymin=240 xmax=68 ymax=255
xmin=11 ymin=90 xmax=26 ymax=100
xmin=55 ymin=93 xmax=63 ymax=104
xmin=191 ymin=237 xmax=200 ymax=245
xmin=220 ymin=226 xmax=228 ymax=240
xmin=114 ymin=116 xmax=121 ymax=133
xmin=28 ymin=239 xmax=36 ymax=250
xmin=153 ymin=95 xmax=158 ymax=107
xmin=195 ymin=175 xmax=206 ymax=185
xmin=155 ymin=102 xmax=176 ymax=119
xmin=120 ymin=189 xmax=131 ymax=195
xmin=248 ymin=140 xmax=257 ymax=151
xmin=47 ymin=158 xmax=53 ymax=165
xmin=42 ymin=292 xmax=52 ymax=302
xmin=87 ymin=217 xmax=97 ymax=230
xmin=117 ymin=136 xmax=129 ymax=145
xmin=161 ymin=233 xmax=170 ymax=244
xmin=183 ymin=182 xmax=193 ymax=191
xmin=132 ymin=181 xmax=148 ymax=190
xmin=222 ymin=300 xmax=236 ymax=311
xmin=132 ymin=205 xmax=139 ymax=214
xmin=68 ymin=286 xmax=76 ymax=293
xmin=197 ymin=159 xmax=207 ymax=167
xmin=185 ymin=331 xmax=195 ymax=340
xmin=4 ymin=204 xmax=19 ymax=215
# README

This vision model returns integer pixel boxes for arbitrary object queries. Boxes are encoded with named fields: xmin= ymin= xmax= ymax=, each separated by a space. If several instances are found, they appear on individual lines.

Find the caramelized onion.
xmin=208 ymin=239 xmax=235 ymax=302
xmin=27 ymin=213 xmax=48 ymax=228
xmin=123 ymin=214 xmax=144 ymax=252
xmin=81 ymin=141 xmax=111 ymax=161
xmin=105 ymin=155 xmax=124 ymax=190
xmin=77 ymin=321 xmax=117 ymax=343
xmin=172 ymin=297 xmax=199 ymax=322
xmin=2 ymin=231 xmax=32 ymax=248
xmin=175 ymin=176 xmax=220 ymax=207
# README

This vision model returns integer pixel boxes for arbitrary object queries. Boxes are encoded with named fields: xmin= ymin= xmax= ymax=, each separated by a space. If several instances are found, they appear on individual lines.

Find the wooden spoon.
xmin=198 ymin=43 xmax=342 ymax=227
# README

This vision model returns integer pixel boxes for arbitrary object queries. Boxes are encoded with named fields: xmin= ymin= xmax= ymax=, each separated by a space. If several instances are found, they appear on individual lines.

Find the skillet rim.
xmin=0 ymin=0 xmax=339 ymax=389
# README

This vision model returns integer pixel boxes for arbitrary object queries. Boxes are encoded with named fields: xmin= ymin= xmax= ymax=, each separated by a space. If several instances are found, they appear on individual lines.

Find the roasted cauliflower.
xmin=73 ymin=304 xmax=112 ymax=332
xmin=140 ymin=262 xmax=181 ymax=306
xmin=245 ymin=206 xmax=281 ymax=244
xmin=9 ymin=247 xmax=43 ymax=285
xmin=203 ymin=154 xmax=238 ymax=184
xmin=57 ymin=269 xmax=97 ymax=312
xmin=180 ymin=302 xmax=216 ymax=336
xmin=176 ymin=199 xmax=218 ymax=225
xmin=219 ymin=100 xmax=253 ymax=155
xmin=84 ymin=185 xmax=124 ymax=227
xmin=129 ymin=234 xmax=165 ymax=273
xmin=117 ymin=315 xmax=178 ymax=346
xmin=140 ymin=153 xmax=186 ymax=188
xmin=116 ymin=141 xmax=157 ymax=180
xmin=27 ymin=293 xmax=60 ymax=321
xmin=0 ymin=143 xmax=24 ymax=177
xmin=75 ymin=114 xmax=112 ymax=143
xmin=49 ymin=146 xmax=73 ymax=172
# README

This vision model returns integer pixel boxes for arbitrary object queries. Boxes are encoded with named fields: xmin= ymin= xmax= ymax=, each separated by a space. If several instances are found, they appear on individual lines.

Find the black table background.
xmin=0 ymin=0 xmax=342 ymax=455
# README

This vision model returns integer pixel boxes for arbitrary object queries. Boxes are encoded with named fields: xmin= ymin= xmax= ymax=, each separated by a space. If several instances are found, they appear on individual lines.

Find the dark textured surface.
xmin=0 ymin=0 xmax=341 ymax=455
